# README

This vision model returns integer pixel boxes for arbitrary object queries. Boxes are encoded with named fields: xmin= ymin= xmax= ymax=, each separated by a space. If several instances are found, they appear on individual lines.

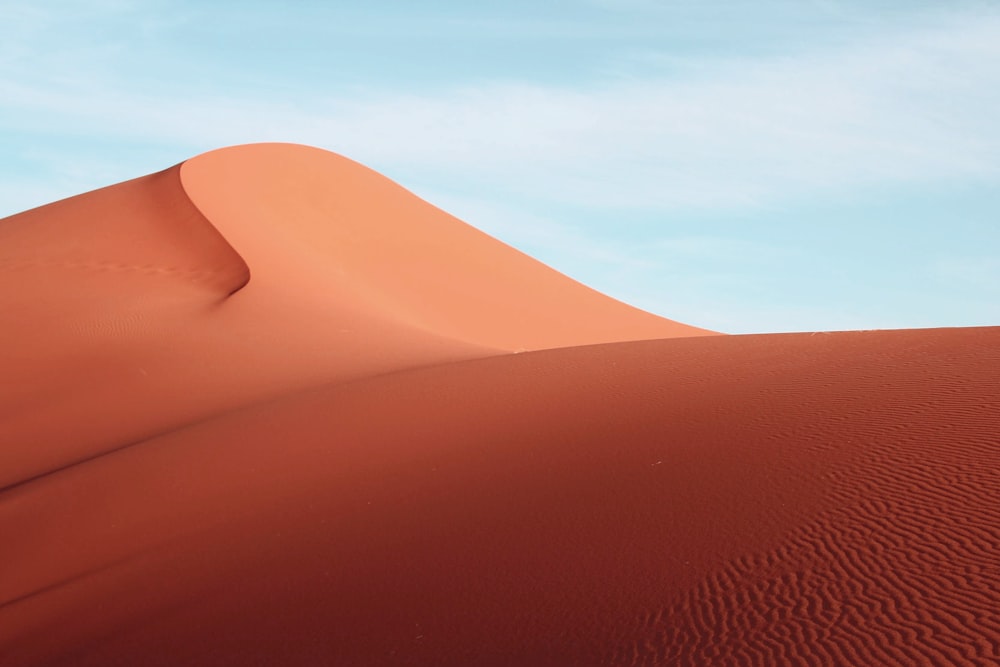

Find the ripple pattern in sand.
xmin=615 ymin=339 xmax=1000 ymax=667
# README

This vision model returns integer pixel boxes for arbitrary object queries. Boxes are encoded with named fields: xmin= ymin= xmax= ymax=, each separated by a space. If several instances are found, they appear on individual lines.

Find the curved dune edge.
xmin=0 ymin=159 xmax=495 ymax=490
xmin=1 ymin=143 xmax=714 ymax=490
xmin=1 ymin=327 xmax=997 ymax=665
xmin=0 ymin=166 xmax=252 ymax=489
xmin=177 ymin=142 xmax=717 ymax=352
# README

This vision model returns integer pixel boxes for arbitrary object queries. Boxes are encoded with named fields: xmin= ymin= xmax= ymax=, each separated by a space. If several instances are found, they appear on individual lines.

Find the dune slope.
xmin=0 ymin=143 xmax=709 ymax=490
xmin=1 ymin=327 xmax=998 ymax=666
xmin=178 ymin=143 xmax=713 ymax=350
xmin=2 ymin=144 xmax=997 ymax=666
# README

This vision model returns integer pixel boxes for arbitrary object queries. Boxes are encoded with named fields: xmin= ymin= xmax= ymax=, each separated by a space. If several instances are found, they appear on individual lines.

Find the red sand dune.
xmin=1 ymin=143 xmax=998 ymax=666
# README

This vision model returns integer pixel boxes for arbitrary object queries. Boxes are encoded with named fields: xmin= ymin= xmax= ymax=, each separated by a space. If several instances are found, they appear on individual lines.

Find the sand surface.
xmin=1 ymin=144 xmax=997 ymax=666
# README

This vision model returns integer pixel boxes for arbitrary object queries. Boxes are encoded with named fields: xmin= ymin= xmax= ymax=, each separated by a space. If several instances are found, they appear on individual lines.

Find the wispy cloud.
xmin=652 ymin=237 xmax=794 ymax=263
xmin=3 ymin=5 xmax=999 ymax=217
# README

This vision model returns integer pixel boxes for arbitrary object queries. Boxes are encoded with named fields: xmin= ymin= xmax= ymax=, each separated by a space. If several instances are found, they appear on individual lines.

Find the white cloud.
xmin=5 ymin=5 xmax=999 ymax=216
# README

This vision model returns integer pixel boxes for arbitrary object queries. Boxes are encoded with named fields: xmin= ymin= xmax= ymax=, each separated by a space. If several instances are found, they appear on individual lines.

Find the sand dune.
xmin=1 ymin=144 xmax=997 ymax=666
xmin=0 ymin=144 xmax=707 ymax=491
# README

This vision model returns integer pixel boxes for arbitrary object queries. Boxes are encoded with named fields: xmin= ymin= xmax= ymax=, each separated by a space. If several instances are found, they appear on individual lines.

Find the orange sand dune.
xmin=2 ymin=145 xmax=998 ymax=666
xmin=0 ymin=143 xmax=708 ymax=490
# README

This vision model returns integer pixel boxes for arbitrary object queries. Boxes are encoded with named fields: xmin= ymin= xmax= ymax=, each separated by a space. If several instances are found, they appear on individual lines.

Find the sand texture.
xmin=1 ymin=144 xmax=997 ymax=666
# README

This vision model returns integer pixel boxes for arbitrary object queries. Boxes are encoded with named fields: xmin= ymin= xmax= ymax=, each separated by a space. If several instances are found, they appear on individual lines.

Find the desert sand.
xmin=1 ymin=143 xmax=997 ymax=666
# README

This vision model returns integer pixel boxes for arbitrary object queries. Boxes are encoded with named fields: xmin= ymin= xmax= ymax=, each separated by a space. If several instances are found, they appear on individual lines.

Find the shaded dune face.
xmin=1 ymin=328 xmax=998 ymax=666
xmin=0 ymin=168 xmax=250 ymax=488
xmin=2 ymin=143 xmax=998 ymax=666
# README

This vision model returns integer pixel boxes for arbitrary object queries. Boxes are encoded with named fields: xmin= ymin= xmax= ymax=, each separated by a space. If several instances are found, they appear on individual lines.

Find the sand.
xmin=1 ymin=143 xmax=997 ymax=666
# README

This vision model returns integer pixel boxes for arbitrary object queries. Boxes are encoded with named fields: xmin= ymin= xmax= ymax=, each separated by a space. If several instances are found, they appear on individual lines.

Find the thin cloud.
xmin=4 ymin=6 xmax=998 ymax=217
xmin=653 ymin=237 xmax=794 ymax=263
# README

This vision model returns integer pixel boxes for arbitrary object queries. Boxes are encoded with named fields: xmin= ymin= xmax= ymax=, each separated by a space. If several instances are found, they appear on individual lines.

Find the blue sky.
xmin=2 ymin=0 xmax=998 ymax=333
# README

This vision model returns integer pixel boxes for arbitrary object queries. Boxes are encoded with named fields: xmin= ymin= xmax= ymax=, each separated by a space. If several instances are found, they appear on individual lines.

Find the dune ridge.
xmin=178 ymin=143 xmax=715 ymax=351
xmin=1 ymin=143 xmax=708 ymax=491
xmin=1 ymin=143 xmax=997 ymax=666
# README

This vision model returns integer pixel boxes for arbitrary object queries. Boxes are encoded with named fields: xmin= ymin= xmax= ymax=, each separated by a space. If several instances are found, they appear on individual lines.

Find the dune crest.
xmin=0 ymin=142 xmax=710 ymax=489
xmin=178 ymin=142 xmax=715 ymax=350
